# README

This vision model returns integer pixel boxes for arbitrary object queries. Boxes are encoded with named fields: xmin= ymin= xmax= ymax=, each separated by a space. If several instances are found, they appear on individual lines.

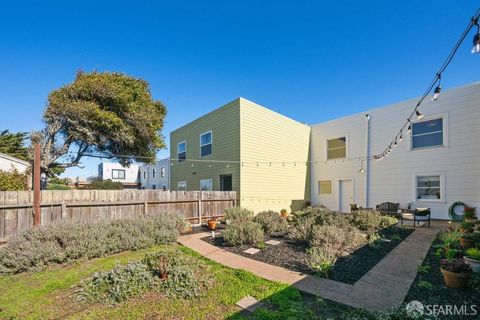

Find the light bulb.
xmin=399 ymin=133 xmax=403 ymax=142
xmin=472 ymin=33 xmax=480 ymax=54
xmin=432 ymin=85 xmax=441 ymax=100
xmin=416 ymin=110 xmax=424 ymax=120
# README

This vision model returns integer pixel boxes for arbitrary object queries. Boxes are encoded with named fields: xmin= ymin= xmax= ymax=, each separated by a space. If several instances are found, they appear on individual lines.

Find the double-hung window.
xmin=178 ymin=181 xmax=187 ymax=191
xmin=327 ymin=137 xmax=346 ymax=160
xmin=200 ymin=131 xmax=212 ymax=157
xmin=177 ymin=141 xmax=186 ymax=162
xmin=112 ymin=169 xmax=125 ymax=180
xmin=416 ymin=175 xmax=441 ymax=200
xmin=152 ymin=169 xmax=156 ymax=178
xmin=412 ymin=118 xmax=443 ymax=149
xmin=200 ymin=179 xmax=213 ymax=191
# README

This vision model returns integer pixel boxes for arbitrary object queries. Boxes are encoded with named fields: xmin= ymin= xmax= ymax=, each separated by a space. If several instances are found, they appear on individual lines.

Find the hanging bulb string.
xmin=375 ymin=8 xmax=480 ymax=159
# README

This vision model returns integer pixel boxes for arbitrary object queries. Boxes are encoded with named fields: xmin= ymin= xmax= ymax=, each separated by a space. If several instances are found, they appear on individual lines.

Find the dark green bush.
xmin=84 ymin=178 xmax=123 ymax=190
xmin=0 ymin=213 xmax=187 ymax=274
xmin=0 ymin=168 xmax=28 ymax=191
xmin=347 ymin=210 xmax=383 ymax=231
xmin=223 ymin=220 xmax=264 ymax=247
xmin=253 ymin=211 xmax=289 ymax=236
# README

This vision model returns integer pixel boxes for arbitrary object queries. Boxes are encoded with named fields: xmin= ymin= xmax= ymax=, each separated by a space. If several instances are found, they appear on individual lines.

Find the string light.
xmin=399 ymin=132 xmax=403 ymax=142
xmin=375 ymin=8 xmax=480 ymax=160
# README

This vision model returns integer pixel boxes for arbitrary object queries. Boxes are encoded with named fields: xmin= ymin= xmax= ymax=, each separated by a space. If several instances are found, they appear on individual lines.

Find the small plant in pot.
xmin=463 ymin=206 xmax=477 ymax=223
xmin=460 ymin=232 xmax=480 ymax=249
xmin=207 ymin=217 xmax=218 ymax=230
xmin=440 ymin=257 xmax=472 ymax=289
xmin=464 ymin=248 xmax=480 ymax=273
xmin=280 ymin=209 xmax=289 ymax=218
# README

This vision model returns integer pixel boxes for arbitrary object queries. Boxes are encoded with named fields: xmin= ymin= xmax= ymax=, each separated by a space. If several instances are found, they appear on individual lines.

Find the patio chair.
xmin=400 ymin=208 xmax=431 ymax=228
xmin=376 ymin=202 xmax=400 ymax=217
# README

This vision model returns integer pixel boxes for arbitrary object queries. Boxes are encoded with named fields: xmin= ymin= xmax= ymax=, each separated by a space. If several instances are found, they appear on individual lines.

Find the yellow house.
xmin=170 ymin=98 xmax=311 ymax=213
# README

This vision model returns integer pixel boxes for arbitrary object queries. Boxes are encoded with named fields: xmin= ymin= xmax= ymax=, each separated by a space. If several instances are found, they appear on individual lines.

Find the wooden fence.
xmin=0 ymin=190 xmax=237 ymax=242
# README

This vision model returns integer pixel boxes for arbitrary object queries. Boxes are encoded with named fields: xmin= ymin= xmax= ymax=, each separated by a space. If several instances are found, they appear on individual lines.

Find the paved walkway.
xmin=179 ymin=225 xmax=440 ymax=311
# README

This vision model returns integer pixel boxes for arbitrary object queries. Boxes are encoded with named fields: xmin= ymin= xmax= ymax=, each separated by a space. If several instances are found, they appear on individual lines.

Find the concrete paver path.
xmin=179 ymin=226 xmax=439 ymax=311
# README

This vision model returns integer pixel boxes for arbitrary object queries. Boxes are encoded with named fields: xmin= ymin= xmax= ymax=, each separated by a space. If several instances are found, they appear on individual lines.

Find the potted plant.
xmin=440 ymin=258 xmax=472 ymax=289
xmin=464 ymin=206 xmax=477 ymax=223
xmin=460 ymin=232 xmax=480 ymax=249
xmin=280 ymin=209 xmax=289 ymax=218
xmin=207 ymin=217 xmax=218 ymax=230
xmin=464 ymin=248 xmax=480 ymax=273
xmin=459 ymin=221 xmax=475 ymax=234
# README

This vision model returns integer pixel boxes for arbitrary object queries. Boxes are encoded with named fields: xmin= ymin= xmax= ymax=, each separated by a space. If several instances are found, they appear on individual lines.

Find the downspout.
xmin=365 ymin=114 xmax=370 ymax=208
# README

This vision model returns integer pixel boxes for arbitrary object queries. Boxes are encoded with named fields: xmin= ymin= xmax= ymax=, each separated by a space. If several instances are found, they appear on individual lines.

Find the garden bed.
xmin=203 ymin=225 xmax=413 ymax=284
xmin=404 ymin=238 xmax=480 ymax=320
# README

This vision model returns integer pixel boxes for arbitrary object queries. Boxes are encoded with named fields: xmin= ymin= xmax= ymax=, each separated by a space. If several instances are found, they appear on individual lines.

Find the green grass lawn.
xmin=0 ymin=245 xmax=355 ymax=320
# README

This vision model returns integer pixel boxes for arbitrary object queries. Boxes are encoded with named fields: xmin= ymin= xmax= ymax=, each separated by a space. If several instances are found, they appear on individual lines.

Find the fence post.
xmin=61 ymin=202 xmax=67 ymax=219
xmin=197 ymin=192 xmax=202 ymax=225
xmin=143 ymin=201 xmax=148 ymax=216
xmin=33 ymin=144 xmax=41 ymax=226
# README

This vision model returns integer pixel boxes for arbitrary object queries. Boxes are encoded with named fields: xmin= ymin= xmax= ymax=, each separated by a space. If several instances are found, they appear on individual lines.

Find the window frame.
xmin=318 ymin=180 xmax=333 ymax=195
xmin=177 ymin=141 xmax=187 ymax=162
xmin=177 ymin=181 xmax=187 ymax=191
xmin=200 ymin=178 xmax=213 ymax=191
xmin=412 ymin=172 xmax=445 ymax=203
xmin=410 ymin=114 xmax=448 ymax=151
xmin=111 ymin=169 xmax=126 ymax=180
xmin=160 ymin=167 xmax=166 ymax=178
xmin=152 ymin=168 xmax=156 ymax=178
xmin=326 ymin=136 xmax=347 ymax=160
xmin=199 ymin=131 xmax=213 ymax=157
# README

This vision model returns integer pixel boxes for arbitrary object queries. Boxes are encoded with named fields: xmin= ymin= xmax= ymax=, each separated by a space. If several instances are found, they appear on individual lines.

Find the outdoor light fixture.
xmin=365 ymin=114 xmax=371 ymax=120
xmin=472 ymin=19 xmax=480 ymax=54
xmin=416 ymin=110 xmax=425 ymax=120
xmin=407 ymin=120 xmax=412 ymax=133
xmin=432 ymin=85 xmax=442 ymax=100
xmin=393 ymin=139 xmax=398 ymax=148
xmin=399 ymin=133 xmax=403 ymax=142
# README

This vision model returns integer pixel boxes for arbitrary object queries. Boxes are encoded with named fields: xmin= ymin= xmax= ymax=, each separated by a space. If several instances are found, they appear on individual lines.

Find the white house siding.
xmin=311 ymin=82 xmax=480 ymax=219
xmin=140 ymin=158 xmax=170 ymax=190
xmin=0 ymin=153 xmax=30 ymax=173
xmin=98 ymin=162 xmax=140 ymax=184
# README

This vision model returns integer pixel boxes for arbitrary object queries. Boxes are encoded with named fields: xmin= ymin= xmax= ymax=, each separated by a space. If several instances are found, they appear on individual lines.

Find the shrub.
xmin=379 ymin=215 xmax=398 ymax=228
xmin=367 ymin=232 xmax=382 ymax=248
xmin=84 ymin=178 xmax=123 ymax=190
xmin=0 ymin=213 xmax=186 ymax=274
xmin=464 ymin=206 xmax=477 ymax=220
xmin=224 ymin=206 xmax=254 ymax=222
xmin=253 ymin=211 xmax=289 ymax=236
xmin=347 ymin=210 xmax=383 ymax=231
xmin=465 ymin=248 xmax=480 ymax=261
xmin=289 ymin=213 xmax=317 ymax=242
xmin=306 ymin=247 xmax=336 ymax=278
xmin=222 ymin=220 xmax=264 ymax=247
xmin=77 ymin=261 xmax=156 ymax=303
xmin=417 ymin=280 xmax=434 ymax=289
xmin=78 ymin=248 xmax=201 ymax=304
xmin=0 ymin=168 xmax=29 ymax=191
xmin=308 ymin=224 xmax=365 ymax=255
xmin=438 ymin=229 xmax=461 ymax=248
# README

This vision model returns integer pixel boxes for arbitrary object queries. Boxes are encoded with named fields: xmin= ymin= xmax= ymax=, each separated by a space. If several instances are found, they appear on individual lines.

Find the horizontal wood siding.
xmin=239 ymin=98 xmax=311 ymax=213
xmin=170 ymin=100 xmax=241 ymax=193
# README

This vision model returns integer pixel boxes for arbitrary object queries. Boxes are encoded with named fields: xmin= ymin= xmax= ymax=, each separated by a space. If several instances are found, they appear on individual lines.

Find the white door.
xmin=339 ymin=180 xmax=353 ymax=213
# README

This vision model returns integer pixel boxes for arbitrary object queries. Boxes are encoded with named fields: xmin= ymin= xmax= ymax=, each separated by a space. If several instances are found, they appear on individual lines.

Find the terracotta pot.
xmin=460 ymin=237 xmax=474 ymax=249
xmin=464 ymin=257 xmax=480 ymax=273
xmin=440 ymin=267 xmax=471 ymax=289
xmin=459 ymin=228 xmax=473 ymax=234
xmin=281 ymin=211 xmax=289 ymax=218
xmin=207 ymin=219 xmax=217 ymax=230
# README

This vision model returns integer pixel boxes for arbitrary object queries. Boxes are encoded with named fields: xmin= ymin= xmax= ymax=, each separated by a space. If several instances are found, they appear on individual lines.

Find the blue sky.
xmin=0 ymin=1 xmax=478 ymax=178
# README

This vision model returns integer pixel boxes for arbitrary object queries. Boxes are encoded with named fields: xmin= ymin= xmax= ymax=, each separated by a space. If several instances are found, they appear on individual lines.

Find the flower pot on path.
xmin=440 ymin=267 xmax=471 ymax=289
xmin=208 ymin=219 xmax=217 ymax=230
xmin=460 ymin=237 xmax=474 ymax=249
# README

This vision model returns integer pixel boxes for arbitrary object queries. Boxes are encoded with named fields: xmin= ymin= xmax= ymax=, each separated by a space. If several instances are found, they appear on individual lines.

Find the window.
xmin=177 ymin=141 xmax=186 ymax=162
xmin=200 ymin=179 xmax=213 ymax=191
xmin=143 ymin=171 xmax=146 ymax=179
xmin=152 ymin=184 xmax=156 ymax=190
xmin=112 ymin=169 xmax=125 ymax=179
xmin=152 ymin=169 xmax=156 ymax=178
xmin=160 ymin=167 xmax=166 ymax=178
xmin=178 ymin=181 xmax=187 ymax=191
xmin=200 ymin=131 xmax=212 ymax=157
xmin=318 ymin=180 xmax=332 ymax=194
xmin=416 ymin=175 xmax=441 ymax=200
xmin=327 ymin=137 xmax=346 ymax=159
xmin=412 ymin=118 xmax=443 ymax=149
xmin=162 ymin=185 xmax=167 ymax=191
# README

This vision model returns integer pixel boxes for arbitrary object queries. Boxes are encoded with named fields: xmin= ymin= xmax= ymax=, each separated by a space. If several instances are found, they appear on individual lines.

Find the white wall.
xmin=0 ymin=153 xmax=30 ymax=173
xmin=139 ymin=158 xmax=170 ymax=190
xmin=311 ymin=82 xmax=480 ymax=219
xmin=98 ymin=162 xmax=139 ymax=184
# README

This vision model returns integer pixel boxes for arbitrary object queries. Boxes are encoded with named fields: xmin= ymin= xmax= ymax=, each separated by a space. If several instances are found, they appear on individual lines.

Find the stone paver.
xmin=236 ymin=296 xmax=263 ymax=312
xmin=265 ymin=239 xmax=281 ymax=245
xmin=244 ymin=248 xmax=261 ymax=255
xmin=178 ymin=225 xmax=440 ymax=312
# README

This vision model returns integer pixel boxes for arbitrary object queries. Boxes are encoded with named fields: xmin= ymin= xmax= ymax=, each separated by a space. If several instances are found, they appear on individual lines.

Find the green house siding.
xmin=170 ymin=99 xmax=241 ymax=193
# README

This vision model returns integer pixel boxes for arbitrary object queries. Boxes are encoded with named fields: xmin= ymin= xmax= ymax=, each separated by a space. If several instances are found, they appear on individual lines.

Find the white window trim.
xmin=412 ymin=172 xmax=446 ymax=203
xmin=177 ymin=141 xmax=187 ymax=162
xmin=318 ymin=180 xmax=333 ymax=195
xmin=111 ymin=169 xmax=126 ymax=180
xmin=200 ymin=178 xmax=213 ymax=191
xmin=177 ymin=181 xmax=187 ymax=191
xmin=409 ymin=113 xmax=449 ymax=151
xmin=325 ymin=134 xmax=348 ymax=161
xmin=160 ymin=167 xmax=166 ymax=178
xmin=199 ymin=131 xmax=213 ymax=157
